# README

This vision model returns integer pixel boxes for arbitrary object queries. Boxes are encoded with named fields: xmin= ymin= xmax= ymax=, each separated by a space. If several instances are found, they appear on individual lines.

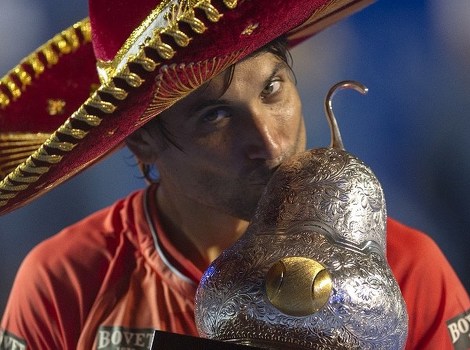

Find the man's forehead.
xmin=193 ymin=53 xmax=285 ymax=100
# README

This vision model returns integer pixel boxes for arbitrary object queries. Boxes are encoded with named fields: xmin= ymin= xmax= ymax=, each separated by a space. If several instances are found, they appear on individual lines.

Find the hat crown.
xmin=90 ymin=0 xmax=157 ymax=61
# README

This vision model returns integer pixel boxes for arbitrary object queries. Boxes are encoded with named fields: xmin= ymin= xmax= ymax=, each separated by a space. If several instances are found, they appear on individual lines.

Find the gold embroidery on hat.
xmin=107 ymin=128 xmax=119 ymax=136
xmin=6 ymin=169 xmax=41 ymax=184
xmin=100 ymin=83 xmax=128 ymax=100
xmin=31 ymin=152 xmax=63 ymax=164
xmin=134 ymin=53 xmax=159 ymax=72
xmin=41 ymin=46 xmax=60 ymax=66
xmin=0 ymin=133 xmax=50 ymax=179
xmin=180 ymin=12 xmax=207 ymax=34
xmin=87 ymin=95 xmax=117 ymax=114
xmin=223 ymin=0 xmax=238 ymax=10
xmin=100 ymin=0 xmax=232 ymax=84
xmin=13 ymin=67 xmax=32 ymax=87
xmin=52 ymin=28 xmax=80 ymax=54
xmin=166 ymin=26 xmax=191 ymax=47
xmin=0 ymin=19 xmax=91 ymax=110
xmin=72 ymin=107 xmax=103 ymax=127
xmin=44 ymin=135 xmax=76 ymax=152
xmin=0 ymin=192 xmax=16 ymax=200
xmin=0 ymin=93 xmax=9 ymax=110
xmin=27 ymin=56 xmax=46 ymax=76
xmin=241 ymin=23 xmax=259 ymax=36
xmin=2 ymin=77 xmax=21 ymax=101
xmin=47 ymin=99 xmax=66 ymax=116
xmin=0 ymin=0 xmax=240 ymax=210
xmin=1 ymin=177 xmax=30 ymax=191
xmin=196 ymin=1 xmax=223 ymax=22
xmin=59 ymin=120 xmax=88 ymax=139
xmin=119 ymin=66 xmax=146 ymax=88
xmin=96 ymin=60 xmax=114 ymax=84
xmin=164 ymin=3 xmax=192 ymax=47
xmin=147 ymin=36 xmax=176 ymax=61
xmin=0 ymin=124 xmax=80 ymax=199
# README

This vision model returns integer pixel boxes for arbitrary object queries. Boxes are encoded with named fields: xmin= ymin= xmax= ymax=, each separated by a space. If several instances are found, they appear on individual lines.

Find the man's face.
xmin=152 ymin=51 xmax=306 ymax=220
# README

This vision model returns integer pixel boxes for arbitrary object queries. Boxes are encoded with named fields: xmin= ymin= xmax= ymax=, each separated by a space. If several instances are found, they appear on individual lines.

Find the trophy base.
xmin=151 ymin=331 xmax=263 ymax=349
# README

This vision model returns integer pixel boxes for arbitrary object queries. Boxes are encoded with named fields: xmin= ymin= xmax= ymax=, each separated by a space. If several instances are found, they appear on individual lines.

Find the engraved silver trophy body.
xmin=195 ymin=82 xmax=408 ymax=349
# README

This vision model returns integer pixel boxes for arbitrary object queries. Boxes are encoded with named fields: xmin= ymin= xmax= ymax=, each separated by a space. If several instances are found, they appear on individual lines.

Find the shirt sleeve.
xmin=1 ymin=239 xmax=78 ymax=349
xmin=387 ymin=219 xmax=470 ymax=350
xmin=1 ymin=219 xmax=113 ymax=350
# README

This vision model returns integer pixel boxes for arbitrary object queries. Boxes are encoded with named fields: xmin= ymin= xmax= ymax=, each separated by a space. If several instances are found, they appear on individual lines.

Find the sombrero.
xmin=0 ymin=0 xmax=373 ymax=215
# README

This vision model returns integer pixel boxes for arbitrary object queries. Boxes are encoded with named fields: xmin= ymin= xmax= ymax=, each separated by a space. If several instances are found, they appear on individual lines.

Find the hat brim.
xmin=0 ymin=0 xmax=373 ymax=215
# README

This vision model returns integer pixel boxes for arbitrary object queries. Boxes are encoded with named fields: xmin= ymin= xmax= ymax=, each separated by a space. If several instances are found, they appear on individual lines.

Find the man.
xmin=0 ymin=0 xmax=469 ymax=349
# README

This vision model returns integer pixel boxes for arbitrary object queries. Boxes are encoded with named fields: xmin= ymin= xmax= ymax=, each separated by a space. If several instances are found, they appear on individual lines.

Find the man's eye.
xmin=202 ymin=109 xmax=230 ymax=123
xmin=261 ymin=80 xmax=281 ymax=98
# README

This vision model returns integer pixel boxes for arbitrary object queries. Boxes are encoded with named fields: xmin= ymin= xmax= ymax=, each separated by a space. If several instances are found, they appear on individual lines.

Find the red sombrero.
xmin=0 ymin=0 xmax=372 ymax=215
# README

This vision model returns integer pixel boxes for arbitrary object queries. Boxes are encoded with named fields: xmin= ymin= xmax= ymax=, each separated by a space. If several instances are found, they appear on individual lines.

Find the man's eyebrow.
xmin=264 ymin=61 xmax=290 ymax=86
xmin=190 ymin=60 xmax=289 ymax=114
xmin=191 ymin=98 xmax=231 ymax=115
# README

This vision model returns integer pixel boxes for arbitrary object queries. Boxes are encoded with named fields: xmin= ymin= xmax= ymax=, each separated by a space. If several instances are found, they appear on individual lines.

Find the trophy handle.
xmin=324 ymin=80 xmax=368 ymax=150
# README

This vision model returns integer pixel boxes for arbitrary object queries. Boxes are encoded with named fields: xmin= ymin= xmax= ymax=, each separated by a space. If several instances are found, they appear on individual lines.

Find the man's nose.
xmin=243 ymin=107 xmax=283 ymax=163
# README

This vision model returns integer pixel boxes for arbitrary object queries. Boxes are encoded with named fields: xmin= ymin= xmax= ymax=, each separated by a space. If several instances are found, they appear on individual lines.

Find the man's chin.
xmin=209 ymin=183 xmax=267 ymax=221
xmin=230 ymin=195 xmax=264 ymax=222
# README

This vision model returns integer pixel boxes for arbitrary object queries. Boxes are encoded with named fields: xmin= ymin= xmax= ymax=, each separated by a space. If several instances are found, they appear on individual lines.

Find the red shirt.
xmin=1 ymin=185 xmax=469 ymax=349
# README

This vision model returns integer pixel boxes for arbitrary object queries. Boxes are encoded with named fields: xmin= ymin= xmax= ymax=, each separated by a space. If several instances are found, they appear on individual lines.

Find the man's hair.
xmin=250 ymin=36 xmax=292 ymax=68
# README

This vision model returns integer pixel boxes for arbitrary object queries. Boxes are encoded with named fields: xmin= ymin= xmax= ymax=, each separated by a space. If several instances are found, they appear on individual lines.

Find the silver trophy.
xmin=195 ymin=81 xmax=408 ymax=349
